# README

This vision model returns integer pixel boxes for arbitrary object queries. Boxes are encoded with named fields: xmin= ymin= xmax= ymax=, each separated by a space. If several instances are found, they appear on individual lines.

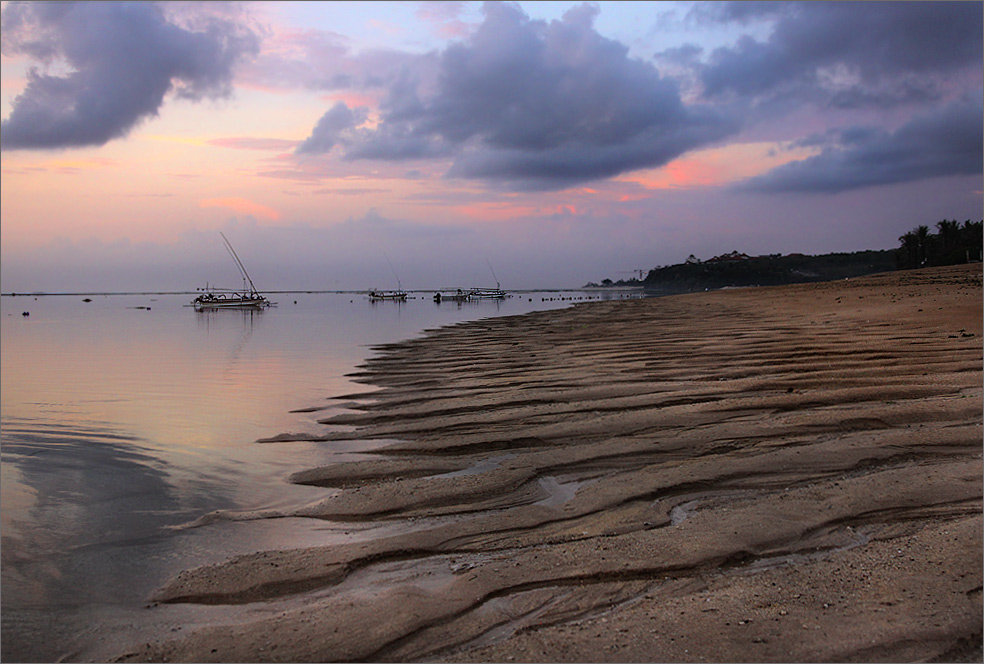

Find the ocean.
xmin=0 ymin=289 xmax=636 ymax=661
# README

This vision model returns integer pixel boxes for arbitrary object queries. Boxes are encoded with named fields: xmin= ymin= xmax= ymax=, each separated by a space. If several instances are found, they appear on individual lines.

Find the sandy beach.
xmin=120 ymin=263 xmax=982 ymax=662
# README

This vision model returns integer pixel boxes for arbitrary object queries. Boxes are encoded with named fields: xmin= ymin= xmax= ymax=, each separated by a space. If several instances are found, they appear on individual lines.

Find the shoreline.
xmin=120 ymin=264 xmax=982 ymax=662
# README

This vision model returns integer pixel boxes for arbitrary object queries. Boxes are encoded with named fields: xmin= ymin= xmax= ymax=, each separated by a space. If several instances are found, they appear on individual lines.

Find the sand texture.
xmin=120 ymin=264 xmax=982 ymax=662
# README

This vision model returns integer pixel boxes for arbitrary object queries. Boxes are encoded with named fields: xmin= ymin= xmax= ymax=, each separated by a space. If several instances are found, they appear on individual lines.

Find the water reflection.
xmin=195 ymin=305 xmax=266 ymax=332
xmin=431 ymin=297 xmax=507 ymax=312
xmin=1 ymin=290 xmax=592 ymax=660
xmin=1 ymin=417 xmax=181 ymax=661
xmin=194 ymin=306 xmax=265 ymax=368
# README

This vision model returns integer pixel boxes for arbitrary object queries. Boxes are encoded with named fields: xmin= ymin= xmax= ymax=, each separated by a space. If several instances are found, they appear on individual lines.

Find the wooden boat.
xmin=467 ymin=262 xmax=509 ymax=299
xmin=192 ymin=233 xmax=271 ymax=311
xmin=192 ymin=289 xmax=269 ymax=310
xmin=467 ymin=287 xmax=508 ymax=299
xmin=433 ymin=289 xmax=470 ymax=303
xmin=369 ymin=258 xmax=409 ymax=301
xmin=368 ymin=289 xmax=408 ymax=301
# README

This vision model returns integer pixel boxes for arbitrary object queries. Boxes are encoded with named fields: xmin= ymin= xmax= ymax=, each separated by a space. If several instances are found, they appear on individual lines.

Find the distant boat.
xmin=368 ymin=289 xmax=408 ymax=301
xmin=433 ymin=286 xmax=508 ymax=302
xmin=467 ymin=261 xmax=509 ymax=299
xmin=433 ymin=288 xmax=471 ymax=303
xmin=466 ymin=287 xmax=508 ymax=299
xmin=191 ymin=233 xmax=271 ymax=311
xmin=192 ymin=289 xmax=270 ymax=310
xmin=369 ymin=256 xmax=408 ymax=302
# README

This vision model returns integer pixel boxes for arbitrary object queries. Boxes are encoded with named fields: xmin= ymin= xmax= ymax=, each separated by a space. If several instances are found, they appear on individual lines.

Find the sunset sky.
xmin=1 ymin=1 xmax=981 ymax=292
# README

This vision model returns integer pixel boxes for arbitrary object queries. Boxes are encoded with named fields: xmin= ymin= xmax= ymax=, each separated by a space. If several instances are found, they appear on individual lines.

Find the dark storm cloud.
xmin=700 ymin=2 xmax=983 ymax=108
xmin=298 ymin=2 xmax=738 ymax=191
xmin=1 ymin=1 xmax=259 ymax=150
xmin=740 ymin=98 xmax=983 ymax=193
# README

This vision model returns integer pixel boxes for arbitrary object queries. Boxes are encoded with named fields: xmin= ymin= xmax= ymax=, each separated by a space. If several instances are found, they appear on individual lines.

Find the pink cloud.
xmin=452 ymin=201 xmax=587 ymax=223
xmin=321 ymin=91 xmax=381 ymax=109
xmin=452 ymin=202 xmax=538 ymax=222
xmin=207 ymin=137 xmax=300 ymax=151
xmin=0 ymin=157 xmax=119 ymax=176
xmin=199 ymin=197 xmax=281 ymax=221
xmin=255 ymin=169 xmax=326 ymax=182
xmin=415 ymin=2 xmax=472 ymax=39
xmin=367 ymin=18 xmax=405 ymax=38
xmin=619 ymin=142 xmax=820 ymax=191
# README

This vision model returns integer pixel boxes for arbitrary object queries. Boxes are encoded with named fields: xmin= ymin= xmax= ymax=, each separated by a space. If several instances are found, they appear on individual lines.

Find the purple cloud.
xmin=700 ymin=2 xmax=983 ymax=108
xmin=740 ymin=98 xmax=983 ymax=193
xmin=1 ymin=1 xmax=259 ymax=150
xmin=298 ymin=3 xmax=738 ymax=191
xmin=297 ymin=102 xmax=370 ymax=154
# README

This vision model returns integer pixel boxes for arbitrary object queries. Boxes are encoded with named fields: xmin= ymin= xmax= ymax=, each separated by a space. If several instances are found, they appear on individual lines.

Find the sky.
xmin=1 ymin=1 xmax=981 ymax=292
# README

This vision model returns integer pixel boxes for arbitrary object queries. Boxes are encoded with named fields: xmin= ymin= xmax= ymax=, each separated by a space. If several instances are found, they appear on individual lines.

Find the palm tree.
xmin=961 ymin=220 xmax=983 ymax=262
xmin=935 ymin=219 xmax=960 ymax=263
xmin=914 ymin=225 xmax=931 ymax=266
xmin=897 ymin=231 xmax=919 ymax=269
xmin=937 ymin=220 xmax=959 ymax=247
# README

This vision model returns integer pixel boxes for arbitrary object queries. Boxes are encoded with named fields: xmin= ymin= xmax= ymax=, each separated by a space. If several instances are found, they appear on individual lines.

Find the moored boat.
xmin=433 ymin=289 xmax=470 ymax=303
xmin=467 ymin=262 xmax=509 ymax=299
xmin=467 ymin=287 xmax=508 ymax=299
xmin=191 ymin=233 xmax=272 ymax=311
xmin=368 ymin=289 xmax=408 ymax=301
xmin=192 ymin=289 xmax=270 ymax=310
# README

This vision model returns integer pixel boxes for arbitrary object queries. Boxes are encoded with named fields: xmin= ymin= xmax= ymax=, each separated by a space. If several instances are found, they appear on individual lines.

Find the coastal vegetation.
xmin=896 ymin=219 xmax=983 ymax=269
xmin=586 ymin=219 xmax=983 ymax=295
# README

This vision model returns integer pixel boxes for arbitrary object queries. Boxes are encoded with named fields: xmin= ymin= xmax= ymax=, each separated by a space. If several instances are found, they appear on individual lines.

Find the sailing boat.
xmin=368 ymin=256 xmax=408 ymax=301
xmin=191 ymin=233 xmax=272 ymax=311
xmin=467 ymin=261 xmax=509 ymax=299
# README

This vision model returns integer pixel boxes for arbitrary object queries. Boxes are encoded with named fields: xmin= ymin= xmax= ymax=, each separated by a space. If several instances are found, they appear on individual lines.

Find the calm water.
xmin=0 ymin=289 xmax=632 ymax=661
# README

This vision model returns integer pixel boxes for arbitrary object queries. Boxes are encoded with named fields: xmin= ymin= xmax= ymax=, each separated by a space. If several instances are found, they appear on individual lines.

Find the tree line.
xmin=897 ymin=219 xmax=983 ymax=269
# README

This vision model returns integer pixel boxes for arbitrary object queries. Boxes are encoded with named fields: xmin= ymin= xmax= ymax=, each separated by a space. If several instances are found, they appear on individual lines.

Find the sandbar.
xmin=120 ymin=264 xmax=982 ymax=662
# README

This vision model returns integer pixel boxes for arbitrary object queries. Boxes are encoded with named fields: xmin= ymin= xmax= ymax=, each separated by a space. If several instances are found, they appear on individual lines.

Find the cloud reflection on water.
xmin=0 ymin=290 xmax=592 ymax=659
xmin=1 ymin=417 xmax=181 ymax=660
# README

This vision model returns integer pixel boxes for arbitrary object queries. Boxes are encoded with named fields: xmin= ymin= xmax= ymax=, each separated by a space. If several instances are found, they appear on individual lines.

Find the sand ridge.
xmin=120 ymin=264 xmax=982 ymax=662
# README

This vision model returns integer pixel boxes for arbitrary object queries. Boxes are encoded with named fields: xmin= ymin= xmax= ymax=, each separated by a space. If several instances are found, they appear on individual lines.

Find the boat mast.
xmin=220 ymin=232 xmax=259 ymax=295
xmin=487 ymin=260 xmax=500 ymax=290
xmin=385 ymin=254 xmax=403 ymax=292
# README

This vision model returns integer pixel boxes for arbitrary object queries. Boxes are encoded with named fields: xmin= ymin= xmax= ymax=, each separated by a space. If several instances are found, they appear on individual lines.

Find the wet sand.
xmin=120 ymin=263 xmax=981 ymax=662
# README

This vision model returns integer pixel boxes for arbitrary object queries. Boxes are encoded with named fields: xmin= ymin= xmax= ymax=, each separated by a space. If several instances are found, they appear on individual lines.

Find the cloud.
xmin=207 ymin=137 xmax=299 ymax=151
xmin=739 ymin=98 xmax=983 ymax=193
xmin=699 ymin=2 xmax=983 ymax=108
xmin=200 ymin=197 xmax=280 ymax=221
xmin=296 ymin=101 xmax=369 ymax=154
xmin=1 ymin=1 xmax=259 ymax=150
xmin=415 ymin=1 xmax=472 ymax=39
xmin=298 ymin=2 xmax=738 ymax=191
xmin=239 ymin=21 xmax=416 ymax=94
